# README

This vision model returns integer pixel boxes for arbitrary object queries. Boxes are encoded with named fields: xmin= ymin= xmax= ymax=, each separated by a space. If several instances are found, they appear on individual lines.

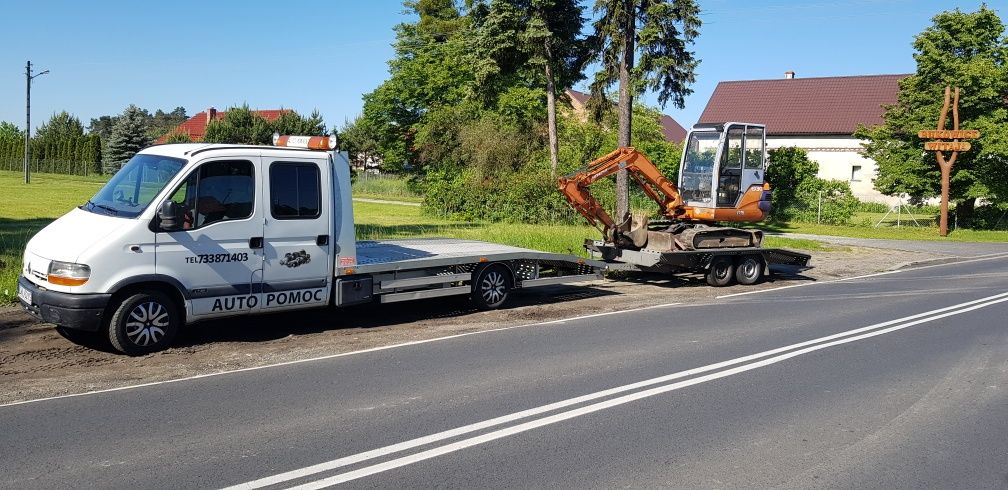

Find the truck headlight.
xmin=48 ymin=261 xmax=91 ymax=286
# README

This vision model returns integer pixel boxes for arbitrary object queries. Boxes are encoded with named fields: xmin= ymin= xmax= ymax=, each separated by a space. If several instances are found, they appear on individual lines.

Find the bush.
xmin=855 ymin=201 xmax=890 ymax=213
xmin=971 ymin=203 xmax=1008 ymax=230
xmin=777 ymin=178 xmax=859 ymax=225
xmin=423 ymin=164 xmax=581 ymax=224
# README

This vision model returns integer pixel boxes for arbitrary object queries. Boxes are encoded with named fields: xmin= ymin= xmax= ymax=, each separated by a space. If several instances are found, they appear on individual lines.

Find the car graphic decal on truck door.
xmin=279 ymin=250 xmax=311 ymax=268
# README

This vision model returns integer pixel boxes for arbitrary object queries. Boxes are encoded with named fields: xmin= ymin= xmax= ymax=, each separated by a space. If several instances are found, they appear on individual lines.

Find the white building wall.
xmin=767 ymin=135 xmax=899 ymax=205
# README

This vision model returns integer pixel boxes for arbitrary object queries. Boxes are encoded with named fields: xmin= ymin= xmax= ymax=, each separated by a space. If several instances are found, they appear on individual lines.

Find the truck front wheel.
xmin=472 ymin=264 xmax=513 ymax=310
xmin=106 ymin=290 xmax=181 ymax=355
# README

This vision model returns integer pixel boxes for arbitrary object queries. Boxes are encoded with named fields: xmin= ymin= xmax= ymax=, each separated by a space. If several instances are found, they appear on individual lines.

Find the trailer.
xmin=585 ymin=239 xmax=811 ymax=286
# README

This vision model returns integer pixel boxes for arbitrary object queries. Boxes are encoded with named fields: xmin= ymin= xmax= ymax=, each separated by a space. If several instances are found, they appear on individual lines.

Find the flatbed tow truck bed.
xmin=349 ymin=238 xmax=606 ymax=304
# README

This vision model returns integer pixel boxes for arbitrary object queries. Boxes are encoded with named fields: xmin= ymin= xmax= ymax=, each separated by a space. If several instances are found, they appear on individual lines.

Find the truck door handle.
xmin=249 ymin=237 xmax=263 ymax=249
xmin=316 ymin=235 xmax=329 ymax=246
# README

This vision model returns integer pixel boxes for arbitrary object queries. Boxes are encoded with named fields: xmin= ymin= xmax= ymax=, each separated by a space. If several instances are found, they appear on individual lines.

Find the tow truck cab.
xmin=19 ymin=137 xmax=357 ymax=354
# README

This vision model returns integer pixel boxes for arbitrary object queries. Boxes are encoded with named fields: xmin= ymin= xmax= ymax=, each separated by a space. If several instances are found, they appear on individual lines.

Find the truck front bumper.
xmin=17 ymin=275 xmax=111 ymax=332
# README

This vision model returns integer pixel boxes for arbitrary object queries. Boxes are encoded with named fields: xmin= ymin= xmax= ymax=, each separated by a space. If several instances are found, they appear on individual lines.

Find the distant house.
xmin=698 ymin=72 xmax=908 ymax=203
xmin=565 ymin=89 xmax=687 ymax=144
xmin=155 ymin=107 xmax=292 ymax=144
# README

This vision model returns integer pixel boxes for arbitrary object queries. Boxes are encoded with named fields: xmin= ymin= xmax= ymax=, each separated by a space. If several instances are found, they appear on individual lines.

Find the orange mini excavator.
xmin=558 ymin=122 xmax=773 ymax=251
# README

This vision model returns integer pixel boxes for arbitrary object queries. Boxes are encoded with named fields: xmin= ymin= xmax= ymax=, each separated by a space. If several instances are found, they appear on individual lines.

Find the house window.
xmin=851 ymin=165 xmax=863 ymax=182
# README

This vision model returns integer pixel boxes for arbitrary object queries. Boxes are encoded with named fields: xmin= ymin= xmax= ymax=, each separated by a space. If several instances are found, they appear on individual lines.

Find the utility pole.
xmin=24 ymin=60 xmax=50 ymax=184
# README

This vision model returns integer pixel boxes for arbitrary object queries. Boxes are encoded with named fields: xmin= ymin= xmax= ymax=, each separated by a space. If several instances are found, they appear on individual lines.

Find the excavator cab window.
xmin=716 ymin=126 xmax=744 ymax=207
xmin=679 ymin=130 xmax=720 ymax=205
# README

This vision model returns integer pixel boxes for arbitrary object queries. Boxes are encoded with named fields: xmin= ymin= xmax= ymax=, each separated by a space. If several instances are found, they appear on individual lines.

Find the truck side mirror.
xmin=158 ymin=201 xmax=183 ymax=232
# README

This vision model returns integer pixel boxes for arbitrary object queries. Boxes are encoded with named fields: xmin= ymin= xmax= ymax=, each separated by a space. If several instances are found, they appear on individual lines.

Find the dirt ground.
xmin=0 ymin=246 xmax=943 ymax=405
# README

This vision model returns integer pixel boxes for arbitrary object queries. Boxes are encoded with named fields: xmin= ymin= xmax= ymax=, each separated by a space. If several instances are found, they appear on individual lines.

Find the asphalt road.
xmin=2 ymin=255 xmax=1007 ymax=489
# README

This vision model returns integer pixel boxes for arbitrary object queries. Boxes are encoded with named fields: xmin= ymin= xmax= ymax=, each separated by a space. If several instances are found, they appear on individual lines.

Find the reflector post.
xmin=274 ymin=135 xmax=337 ymax=150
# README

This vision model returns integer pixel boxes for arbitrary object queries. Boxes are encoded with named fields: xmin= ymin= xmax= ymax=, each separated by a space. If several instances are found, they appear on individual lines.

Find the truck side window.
xmin=270 ymin=162 xmax=321 ymax=220
xmin=165 ymin=160 xmax=254 ymax=230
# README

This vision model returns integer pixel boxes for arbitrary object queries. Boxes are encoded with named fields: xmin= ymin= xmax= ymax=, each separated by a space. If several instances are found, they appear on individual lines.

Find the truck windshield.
xmin=83 ymin=154 xmax=186 ymax=218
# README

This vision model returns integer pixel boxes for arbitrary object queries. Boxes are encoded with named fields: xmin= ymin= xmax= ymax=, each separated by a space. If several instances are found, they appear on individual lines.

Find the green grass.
xmin=352 ymin=174 xmax=422 ymax=203
xmin=353 ymin=201 xmax=596 ymax=255
xmin=763 ymin=236 xmax=833 ymax=252
xmin=0 ymin=171 xmax=108 ymax=303
xmin=762 ymin=220 xmax=1008 ymax=242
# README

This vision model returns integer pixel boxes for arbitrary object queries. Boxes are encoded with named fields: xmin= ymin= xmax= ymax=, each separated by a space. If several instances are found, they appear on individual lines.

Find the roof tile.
xmin=697 ymin=74 xmax=908 ymax=135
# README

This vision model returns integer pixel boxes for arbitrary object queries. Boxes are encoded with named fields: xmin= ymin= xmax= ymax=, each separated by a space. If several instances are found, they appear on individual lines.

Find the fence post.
xmin=817 ymin=191 xmax=822 ymax=224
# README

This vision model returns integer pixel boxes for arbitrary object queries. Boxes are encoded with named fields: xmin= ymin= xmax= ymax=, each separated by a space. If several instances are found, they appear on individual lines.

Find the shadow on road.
xmin=171 ymin=284 xmax=619 ymax=348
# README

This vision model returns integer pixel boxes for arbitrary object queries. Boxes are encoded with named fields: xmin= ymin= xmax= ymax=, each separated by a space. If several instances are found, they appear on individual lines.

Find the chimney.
xmin=784 ymin=70 xmax=795 ymax=79
xmin=205 ymin=107 xmax=217 ymax=127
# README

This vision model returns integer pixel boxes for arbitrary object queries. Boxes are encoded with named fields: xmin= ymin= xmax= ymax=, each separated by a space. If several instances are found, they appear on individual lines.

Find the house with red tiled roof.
xmin=565 ymin=89 xmax=687 ymax=144
xmin=698 ymin=72 xmax=908 ymax=203
xmin=155 ymin=107 xmax=292 ymax=144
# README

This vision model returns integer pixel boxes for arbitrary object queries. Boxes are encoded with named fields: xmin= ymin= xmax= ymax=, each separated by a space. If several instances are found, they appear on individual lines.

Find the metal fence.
xmin=0 ymin=157 xmax=99 ymax=176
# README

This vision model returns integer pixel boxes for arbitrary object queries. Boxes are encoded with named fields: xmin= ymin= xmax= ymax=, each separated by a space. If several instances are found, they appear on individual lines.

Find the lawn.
xmin=0 ymin=171 xmax=109 ymax=303
xmin=761 ymin=220 xmax=1008 ymax=243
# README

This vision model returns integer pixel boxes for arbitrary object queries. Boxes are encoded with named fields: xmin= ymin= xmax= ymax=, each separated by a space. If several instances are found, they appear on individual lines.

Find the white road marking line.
xmin=222 ymin=291 xmax=1008 ymax=490
xmin=538 ymin=302 xmax=682 ymax=325
xmin=0 ymin=301 xmax=684 ymax=408
xmin=717 ymin=252 xmax=1008 ymax=300
xmin=716 ymin=270 xmax=904 ymax=299
xmin=281 ymin=292 xmax=1008 ymax=489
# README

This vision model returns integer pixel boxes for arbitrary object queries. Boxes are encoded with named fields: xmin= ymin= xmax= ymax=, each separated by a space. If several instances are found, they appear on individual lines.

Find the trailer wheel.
xmin=735 ymin=255 xmax=764 ymax=285
xmin=472 ymin=264 xmax=513 ymax=310
xmin=106 ymin=290 xmax=180 ymax=356
xmin=705 ymin=257 xmax=735 ymax=287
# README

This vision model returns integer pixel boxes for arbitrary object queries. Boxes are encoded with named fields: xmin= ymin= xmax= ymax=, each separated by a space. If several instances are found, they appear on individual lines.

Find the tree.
xmin=147 ymin=107 xmax=188 ymax=140
xmin=766 ymin=147 xmax=820 ymax=216
xmin=87 ymin=115 xmax=119 ymax=142
xmin=473 ymin=0 xmax=591 ymax=175
xmin=856 ymin=5 xmax=1008 ymax=226
xmin=202 ymin=105 xmax=273 ymax=145
xmin=103 ymin=105 xmax=151 ymax=173
xmin=359 ymin=0 xmax=477 ymax=172
xmin=0 ymin=121 xmax=23 ymax=140
xmin=162 ymin=131 xmax=192 ymax=144
xmin=340 ymin=116 xmax=381 ymax=168
xmin=589 ymin=0 xmax=701 ymax=219
xmin=272 ymin=109 xmax=326 ymax=136
xmin=35 ymin=111 xmax=84 ymax=142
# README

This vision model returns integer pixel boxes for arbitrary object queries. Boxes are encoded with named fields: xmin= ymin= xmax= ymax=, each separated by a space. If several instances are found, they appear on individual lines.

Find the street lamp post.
xmin=24 ymin=60 xmax=49 ymax=184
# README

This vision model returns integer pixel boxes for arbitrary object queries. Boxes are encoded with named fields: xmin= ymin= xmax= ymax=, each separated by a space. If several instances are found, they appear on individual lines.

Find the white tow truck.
xmin=17 ymin=135 xmax=604 ymax=355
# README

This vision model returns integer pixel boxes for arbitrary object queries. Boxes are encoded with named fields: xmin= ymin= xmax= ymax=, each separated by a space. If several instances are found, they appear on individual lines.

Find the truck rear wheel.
xmin=705 ymin=257 xmax=735 ymax=287
xmin=107 ymin=290 xmax=180 ymax=355
xmin=735 ymin=255 xmax=764 ymax=285
xmin=472 ymin=264 xmax=513 ymax=310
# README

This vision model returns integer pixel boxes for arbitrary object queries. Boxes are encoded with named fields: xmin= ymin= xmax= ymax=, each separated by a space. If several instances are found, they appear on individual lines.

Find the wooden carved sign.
xmin=917 ymin=86 xmax=979 ymax=236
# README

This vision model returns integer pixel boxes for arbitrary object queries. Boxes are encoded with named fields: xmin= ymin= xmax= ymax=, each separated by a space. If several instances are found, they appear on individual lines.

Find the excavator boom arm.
xmin=557 ymin=147 xmax=685 ymax=236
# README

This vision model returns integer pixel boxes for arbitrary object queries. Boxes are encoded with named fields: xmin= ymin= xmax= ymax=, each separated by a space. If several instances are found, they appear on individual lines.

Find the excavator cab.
xmin=679 ymin=122 xmax=767 ymax=209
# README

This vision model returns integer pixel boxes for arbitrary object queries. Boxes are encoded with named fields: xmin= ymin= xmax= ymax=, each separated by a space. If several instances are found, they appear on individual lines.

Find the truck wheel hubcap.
xmin=481 ymin=271 xmax=506 ymax=305
xmin=125 ymin=301 xmax=169 ymax=346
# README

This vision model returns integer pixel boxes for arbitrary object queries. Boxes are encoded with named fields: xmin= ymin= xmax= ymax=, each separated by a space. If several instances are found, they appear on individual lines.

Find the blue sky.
xmin=0 ymin=0 xmax=1001 ymax=135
